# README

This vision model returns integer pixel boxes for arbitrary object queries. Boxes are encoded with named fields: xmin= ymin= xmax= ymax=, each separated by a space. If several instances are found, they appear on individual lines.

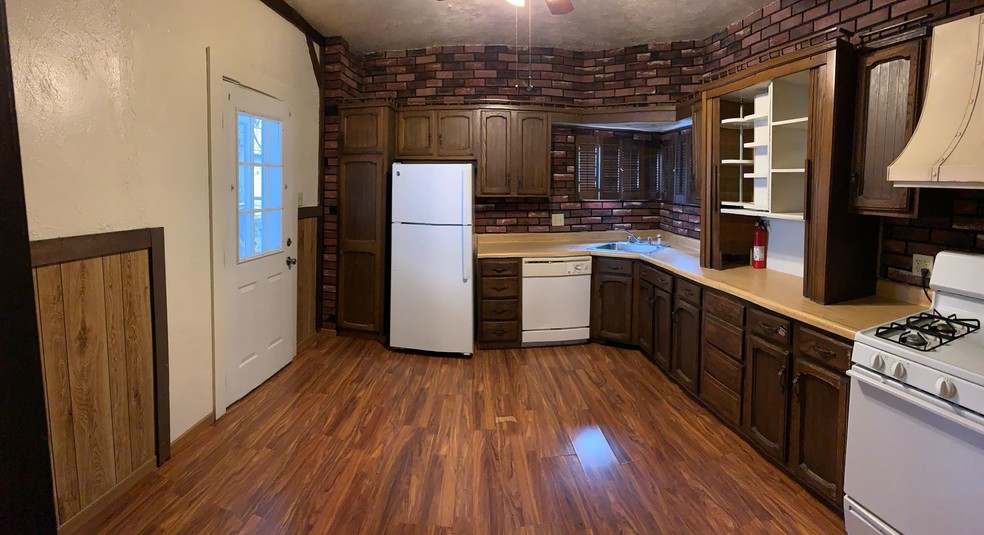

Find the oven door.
xmin=845 ymin=367 xmax=984 ymax=535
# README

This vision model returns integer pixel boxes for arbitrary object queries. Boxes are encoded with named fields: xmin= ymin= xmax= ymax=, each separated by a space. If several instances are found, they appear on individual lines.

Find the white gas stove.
xmin=845 ymin=252 xmax=984 ymax=535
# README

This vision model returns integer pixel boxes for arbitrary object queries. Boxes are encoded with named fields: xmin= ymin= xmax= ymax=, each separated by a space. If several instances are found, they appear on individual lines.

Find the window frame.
xmin=236 ymin=111 xmax=286 ymax=264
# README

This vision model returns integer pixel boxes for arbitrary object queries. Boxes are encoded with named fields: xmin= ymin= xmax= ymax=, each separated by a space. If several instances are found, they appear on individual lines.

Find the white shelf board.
xmin=743 ymin=173 xmax=768 ymax=179
xmin=772 ymin=168 xmax=806 ymax=173
xmin=722 ymin=159 xmax=753 ymax=165
xmin=720 ymin=207 xmax=804 ymax=221
xmin=743 ymin=141 xmax=768 ymax=149
xmin=772 ymin=117 xmax=809 ymax=129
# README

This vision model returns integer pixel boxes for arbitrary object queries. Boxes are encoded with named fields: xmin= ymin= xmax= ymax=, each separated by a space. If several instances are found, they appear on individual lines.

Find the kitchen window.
xmin=575 ymin=135 xmax=655 ymax=201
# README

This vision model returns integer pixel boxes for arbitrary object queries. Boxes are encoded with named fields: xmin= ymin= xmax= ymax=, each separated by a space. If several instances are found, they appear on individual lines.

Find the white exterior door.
xmin=219 ymin=83 xmax=297 ymax=407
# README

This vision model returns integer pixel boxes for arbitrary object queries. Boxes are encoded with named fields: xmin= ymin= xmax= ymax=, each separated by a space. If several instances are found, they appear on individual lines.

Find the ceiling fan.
xmin=506 ymin=0 xmax=574 ymax=15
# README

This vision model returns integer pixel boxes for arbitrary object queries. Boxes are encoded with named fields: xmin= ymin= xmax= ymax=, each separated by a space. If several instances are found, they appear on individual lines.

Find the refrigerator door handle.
xmin=461 ymin=169 xmax=471 ymax=284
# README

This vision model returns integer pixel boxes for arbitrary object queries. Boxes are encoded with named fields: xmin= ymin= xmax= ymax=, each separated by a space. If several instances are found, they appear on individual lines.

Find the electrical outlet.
xmin=912 ymin=254 xmax=935 ymax=277
xmin=551 ymin=213 xmax=564 ymax=226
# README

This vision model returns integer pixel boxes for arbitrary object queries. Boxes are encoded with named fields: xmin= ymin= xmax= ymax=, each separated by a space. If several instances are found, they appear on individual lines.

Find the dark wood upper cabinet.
xmin=850 ymin=39 xmax=924 ymax=217
xmin=340 ymin=107 xmax=389 ymax=154
xmin=671 ymin=291 xmax=701 ymax=394
xmin=437 ymin=110 xmax=477 ymax=157
xmin=337 ymin=153 xmax=387 ymax=333
xmin=788 ymin=355 xmax=849 ymax=503
xmin=396 ymin=109 xmax=477 ymax=159
xmin=478 ymin=110 xmax=550 ymax=197
xmin=591 ymin=259 xmax=634 ymax=344
xmin=396 ymin=110 xmax=435 ymax=157
xmin=514 ymin=112 xmax=551 ymax=196
xmin=478 ymin=110 xmax=512 ymax=196
xmin=743 ymin=334 xmax=791 ymax=463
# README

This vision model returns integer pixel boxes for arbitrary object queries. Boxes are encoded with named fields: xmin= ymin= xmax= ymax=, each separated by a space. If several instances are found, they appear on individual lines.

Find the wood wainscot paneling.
xmin=297 ymin=206 xmax=322 ymax=348
xmin=30 ymin=228 xmax=170 ymax=533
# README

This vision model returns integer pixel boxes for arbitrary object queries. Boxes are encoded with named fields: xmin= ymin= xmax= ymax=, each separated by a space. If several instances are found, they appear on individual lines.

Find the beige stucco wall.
xmin=7 ymin=0 xmax=320 ymax=438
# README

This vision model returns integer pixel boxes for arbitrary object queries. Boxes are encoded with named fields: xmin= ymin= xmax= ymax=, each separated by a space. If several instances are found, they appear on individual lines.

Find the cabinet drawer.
xmin=480 ymin=260 xmax=519 ymax=277
xmin=748 ymin=308 xmax=791 ymax=347
xmin=479 ymin=321 xmax=519 ymax=343
xmin=704 ymin=291 xmax=744 ymax=328
xmin=481 ymin=278 xmax=519 ymax=299
xmin=638 ymin=263 xmax=673 ymax=293
xmin=703 ymin=342 xmax=743 ymax=392
xmin=595 ymin=257 xmax=633 ymax=276
xmin=481 ymin=300 xmax=518 ymax=321
xmin=701 ymin=373 xmax=741 ymax=426
xmin=703 ymin=314 xmax=743 ymax=359
xmin=675 ymin=278 xmax=702 ymax=306
xmin=795 ymin=324 xmax=853 ymax=372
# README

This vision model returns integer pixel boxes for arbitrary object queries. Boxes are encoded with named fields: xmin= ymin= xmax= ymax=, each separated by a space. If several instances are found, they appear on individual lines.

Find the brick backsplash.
xmin=321 ymin=1 xmax=984 ymax=324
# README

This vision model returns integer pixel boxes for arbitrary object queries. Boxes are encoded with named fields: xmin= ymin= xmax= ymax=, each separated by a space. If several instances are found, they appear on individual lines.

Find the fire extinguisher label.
xmin=753 ymin=246 xmax=765 ymax=261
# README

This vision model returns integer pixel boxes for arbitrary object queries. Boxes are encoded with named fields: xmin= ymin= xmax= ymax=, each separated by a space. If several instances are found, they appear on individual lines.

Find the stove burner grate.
xmin=875 ymin=309 xmax=981 ymax=351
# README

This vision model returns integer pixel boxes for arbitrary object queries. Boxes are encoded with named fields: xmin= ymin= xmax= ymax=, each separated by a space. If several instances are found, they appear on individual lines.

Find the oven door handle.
xmin=848 ymin=368 xmax=984 ymax=436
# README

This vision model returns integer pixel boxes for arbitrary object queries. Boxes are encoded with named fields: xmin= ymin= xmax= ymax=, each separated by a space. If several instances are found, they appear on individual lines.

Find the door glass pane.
xmin=237 ymin=112 xmax=284 ymax=262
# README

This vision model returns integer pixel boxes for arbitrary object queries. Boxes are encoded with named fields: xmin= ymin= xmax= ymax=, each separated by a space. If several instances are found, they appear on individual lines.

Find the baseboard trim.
xmin=59 ymin=457 xmax=155 ymax=534
xmin=170 ymin=411 xmax=215 ymax=457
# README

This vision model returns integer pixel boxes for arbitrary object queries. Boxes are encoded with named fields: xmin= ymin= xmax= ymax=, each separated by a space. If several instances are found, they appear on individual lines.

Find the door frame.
xmin=206 ymin=48 xmax=298 ymax=418
xmin=0 ymin=0 xmax=58 ymax=529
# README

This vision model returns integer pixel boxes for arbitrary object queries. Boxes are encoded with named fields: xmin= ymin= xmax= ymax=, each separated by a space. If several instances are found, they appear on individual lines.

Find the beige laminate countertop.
xmin=476 ymin=232 xmax=926 ymax=340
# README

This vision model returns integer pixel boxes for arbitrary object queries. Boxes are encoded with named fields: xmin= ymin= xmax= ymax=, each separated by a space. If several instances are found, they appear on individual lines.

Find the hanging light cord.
xmin=527 ymin=0 xmax=533 ymax=90
xmin=514 ymin=5 xmax=519 ymax=90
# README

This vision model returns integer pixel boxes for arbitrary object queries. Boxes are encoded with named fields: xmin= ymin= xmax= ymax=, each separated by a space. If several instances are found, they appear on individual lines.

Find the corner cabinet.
xmin=477 ymin=110 xmax=550 ymax=197
xmin=396 ymin=109 xmax=478 ymax=159
xmin=337 ymin=105 xmax=394 ymax=339
xmin=850 ymin=37 xmax=925 ymax=217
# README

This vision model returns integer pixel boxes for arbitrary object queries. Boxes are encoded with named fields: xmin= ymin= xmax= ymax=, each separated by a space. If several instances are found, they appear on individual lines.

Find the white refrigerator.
xmin=389 ymin=162 xmax=474 ymax=355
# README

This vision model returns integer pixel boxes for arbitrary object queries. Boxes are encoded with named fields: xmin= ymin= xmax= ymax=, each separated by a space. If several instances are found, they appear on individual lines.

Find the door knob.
xmin=286 ymin=256 xmax=297 ymax=269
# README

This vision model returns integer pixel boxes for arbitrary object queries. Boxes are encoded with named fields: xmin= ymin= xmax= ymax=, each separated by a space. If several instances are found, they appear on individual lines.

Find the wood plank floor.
xmin=83 ymin=333 xmax=845 ymax=534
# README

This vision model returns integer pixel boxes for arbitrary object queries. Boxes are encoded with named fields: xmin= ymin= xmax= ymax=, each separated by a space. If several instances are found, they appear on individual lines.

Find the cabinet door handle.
xmin=792 ymin=373 xmax=803 ymax=399
xmin=671 ymin=308 xmax=681 ymax=321
xmin=610 ymin=265 xmax=623 ymax=271
xmin=492 ymin=307 xmax=508 ymax=314
xmin=491 ymin=285 xmax=508 ymax=292
xmin=683 ymin=288 xmax=693 ymax=296
xmin=506 ymin=173 xmax=511 ymax=188
xmin=492 ymin=267 xmax=507 ymax=273
xmin=438 ymin=132 xmax=443 ymax=146
xmin=810 ymin=342 xmax=836 ymax=359
xmin=778 ymin=365 xmax=788 ymax=393
xmin=493 ymin=328 xmax=507 ymax=336
xmin=851 ymin=171 xmax=863 ymax=197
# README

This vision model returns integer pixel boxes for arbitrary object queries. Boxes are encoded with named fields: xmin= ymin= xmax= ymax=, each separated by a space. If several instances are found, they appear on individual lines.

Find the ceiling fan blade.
xmin=544 ymin=0 xmax=574 ymax=15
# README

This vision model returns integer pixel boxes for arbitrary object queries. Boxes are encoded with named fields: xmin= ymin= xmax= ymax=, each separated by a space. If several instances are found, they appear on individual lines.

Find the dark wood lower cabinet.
xmin=635 ymin=270 xmax=656 ymax=357
xmin=671 ymin=297 xmax=701 ymax=394
xmin=591 ymin=262 xmax=634 ymax=343
xmin=743 ymin=335 xmax=791 ymax=462
xmin=788 ymin=356 xmax=849 ymax=503
xmin=477 ymin=259 xmax=522 ymax=348
xmin=653 ymin=288 xmax=673 ymax=372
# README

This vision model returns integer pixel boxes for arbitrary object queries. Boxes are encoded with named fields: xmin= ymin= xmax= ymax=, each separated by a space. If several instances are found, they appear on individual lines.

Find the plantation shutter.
xmin=674 ymin=129 xmax=692 ymax=204
xmin=659 ymin=132 xmax=678 ymax=202
xmin=619 ymin=141 xmax=643 ymax=200
xmin=599 ymin=138 xmax=621 ymax=200
xmin=576 ymin=136 xmax=600 ymax=200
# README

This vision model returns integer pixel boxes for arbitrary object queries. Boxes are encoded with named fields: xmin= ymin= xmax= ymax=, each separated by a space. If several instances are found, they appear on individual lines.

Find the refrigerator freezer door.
xmin=390 ymin=222 xmax=474 ymax=354
xmin=392 ymin=163 xmax=473 ymax=225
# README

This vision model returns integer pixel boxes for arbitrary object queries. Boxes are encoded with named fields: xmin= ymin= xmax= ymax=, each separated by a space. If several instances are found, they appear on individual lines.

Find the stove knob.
xmin=936 ymin=377 xmax=957 ymax=399
xmin=890 ymin=362 xmax=907 ymax=379
xmin=870 ymin=354 xmax=885 ymax=371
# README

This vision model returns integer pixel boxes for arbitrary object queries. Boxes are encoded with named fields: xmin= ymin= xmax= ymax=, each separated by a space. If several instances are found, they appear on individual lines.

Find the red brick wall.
xmin=881 ymin=191 xmax=984 ymax=286
xmin=321 ymin=1 xmax=984 ymax=324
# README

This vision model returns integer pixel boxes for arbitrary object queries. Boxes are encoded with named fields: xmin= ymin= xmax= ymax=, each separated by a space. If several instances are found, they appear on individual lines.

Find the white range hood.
xmin=888 ymin=14 xmax=984 ymax=188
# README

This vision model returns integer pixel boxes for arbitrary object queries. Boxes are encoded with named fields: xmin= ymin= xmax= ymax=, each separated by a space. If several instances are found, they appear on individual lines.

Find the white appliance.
xmin=888 ymin=14 xmax=984 ymax=188
xmin=845 ymin=251 xmax=984 ymax=535
xmin=522 ymin=257 xmax=591 ymax=345
xmin=389 ymin=162 xmax=474 ymax=355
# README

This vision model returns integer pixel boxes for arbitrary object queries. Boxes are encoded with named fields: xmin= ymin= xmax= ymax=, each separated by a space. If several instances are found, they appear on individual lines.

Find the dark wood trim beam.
xmin=149 ymin=227 xmax=171 ymax=463
xmin=316 ymin=43 xmax=326 ymax=332
xmin=258 ymin=0 xmax=325 ymax=46
xmin=299 ymin=206 xmax=321 ymax=219
xmin=31 ymin=228 xmax=154 ymax=267
xmin=0 ymin=0 xmax=58 ymax=529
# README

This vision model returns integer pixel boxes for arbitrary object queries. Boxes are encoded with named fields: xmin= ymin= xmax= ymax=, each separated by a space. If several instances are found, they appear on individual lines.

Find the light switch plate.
xmin=912 ymin=253 xmax=934 ymax=277
xmin=551 ymin=213 xmax=564 ymax=226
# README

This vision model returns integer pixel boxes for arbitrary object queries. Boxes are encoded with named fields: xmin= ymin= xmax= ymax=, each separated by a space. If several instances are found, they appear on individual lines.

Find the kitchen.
xmin=3 ymin=0 xmax=984 ymax=533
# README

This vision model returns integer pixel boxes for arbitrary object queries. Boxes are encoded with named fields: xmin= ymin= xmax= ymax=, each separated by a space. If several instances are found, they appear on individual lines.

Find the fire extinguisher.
xmin=753 ymin=220 xmax=768 ymax=269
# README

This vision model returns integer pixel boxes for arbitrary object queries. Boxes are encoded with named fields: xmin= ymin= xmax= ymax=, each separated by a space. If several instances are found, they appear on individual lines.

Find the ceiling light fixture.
xmin=505 ymin=0 xmax=525 ymax=6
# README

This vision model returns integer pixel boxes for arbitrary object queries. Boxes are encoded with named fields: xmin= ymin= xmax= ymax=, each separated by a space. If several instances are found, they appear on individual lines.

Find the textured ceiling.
xmin=285 ymin=0 xmax=774 ymax=53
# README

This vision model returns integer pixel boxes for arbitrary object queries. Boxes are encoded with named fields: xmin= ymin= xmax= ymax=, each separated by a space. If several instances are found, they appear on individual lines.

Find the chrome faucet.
xmin=625 ymin=230 xmax=641 ymax=243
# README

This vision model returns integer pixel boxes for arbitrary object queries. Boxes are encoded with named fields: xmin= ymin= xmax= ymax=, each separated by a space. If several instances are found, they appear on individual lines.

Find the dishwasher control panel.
xmin=522 ymin=257 xmax=592 ymax=277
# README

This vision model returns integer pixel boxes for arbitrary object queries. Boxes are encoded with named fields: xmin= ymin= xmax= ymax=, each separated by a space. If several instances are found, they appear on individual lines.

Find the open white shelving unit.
xmin=717 ymin=71 xmax=810 ymax=277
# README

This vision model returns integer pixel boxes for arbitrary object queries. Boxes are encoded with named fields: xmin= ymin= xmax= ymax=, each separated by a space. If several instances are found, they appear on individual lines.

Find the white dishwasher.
xmin=522 ymin=257 xmax=592 ymax=345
